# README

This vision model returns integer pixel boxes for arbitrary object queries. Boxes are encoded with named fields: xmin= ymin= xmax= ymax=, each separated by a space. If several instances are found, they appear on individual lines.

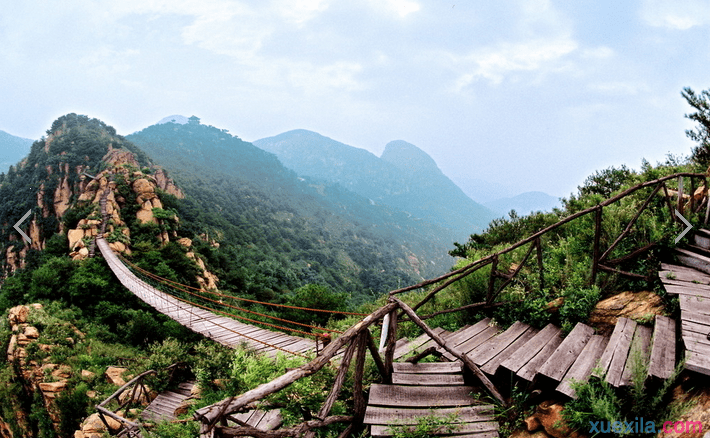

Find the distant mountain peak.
xmin=381 ymin=140 xmax=440 ymax=175
xmin=157 ymin=115 xmax=189 ymax=125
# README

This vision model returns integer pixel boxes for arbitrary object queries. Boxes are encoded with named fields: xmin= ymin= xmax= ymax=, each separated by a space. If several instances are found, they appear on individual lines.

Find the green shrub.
xmin=388 ymin=411 xmax=461 ymax=438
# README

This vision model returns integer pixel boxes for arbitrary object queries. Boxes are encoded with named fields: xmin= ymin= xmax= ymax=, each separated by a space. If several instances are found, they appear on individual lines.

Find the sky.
xmin=1 ymin=0 xmax=710 ymax=198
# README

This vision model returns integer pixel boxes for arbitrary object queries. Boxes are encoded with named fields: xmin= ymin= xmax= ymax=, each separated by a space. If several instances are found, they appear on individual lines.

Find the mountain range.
xmin=253 ymin=130 xmax=497 ymax=242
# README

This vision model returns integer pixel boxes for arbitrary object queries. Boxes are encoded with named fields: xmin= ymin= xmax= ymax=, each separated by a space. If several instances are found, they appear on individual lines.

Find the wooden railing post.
xmin=591 ymin=206 xmax=603 ymax=285
xmin=678 ymin=176 xmax=684 ymax=215
xmin=690 ymin=177 xmax=696 ymax=213
xmin=535 ymin=237 xmax=544 ymax=291
xmin=486 ymin=255 xmax=498 ymax=305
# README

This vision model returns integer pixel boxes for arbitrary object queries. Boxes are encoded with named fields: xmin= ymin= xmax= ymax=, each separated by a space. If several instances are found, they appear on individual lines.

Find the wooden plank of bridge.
xmin=538 ymin=322 xmax=595 ymax=382
xmin=392 ymin=362 xmax=464 ymax=374
xmin=437 ymin=319 xmax=493 ymax=360
xmin=444 ymin=325 xmax=501 ymax=361
xmin=556 ymin=335 xmax=608 ymax=398
xmin=393 ymin=327 xmax=446 ymax=360
xmin=648 ymin=315 xmax=676 ymax=380
xmin=480 ymin=326 xmax=539 ymax=375
xmin=619 ymin=325 xmax=652 ymax=387
xmin=142 ymin=381 xmax=195 ymax=422
xmin=469 ymin=322 xmax=533 ymax=366
xmin=501 ymin=324 xmax=560 ymax=374
xmin=516 ymin=329 xmax=564 ymax=382
xmin=365 ymin=377 xmax=499 ymax=437
xmin=368 ymin=384 xmax=476 ymax=407
xmin=391 ymin=373 xmax=465 ymax=386
xmin=593 ymin=317 xmax=636 ymax=386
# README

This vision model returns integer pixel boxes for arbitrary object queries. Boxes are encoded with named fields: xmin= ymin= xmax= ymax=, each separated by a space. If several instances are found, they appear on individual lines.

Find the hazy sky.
xmin=2 ymin=0 xmax=709 ymax=197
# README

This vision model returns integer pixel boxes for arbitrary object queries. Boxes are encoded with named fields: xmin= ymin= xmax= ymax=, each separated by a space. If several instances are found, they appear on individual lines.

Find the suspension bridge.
xmin=91 ymin=171 xmax=710 ymax=438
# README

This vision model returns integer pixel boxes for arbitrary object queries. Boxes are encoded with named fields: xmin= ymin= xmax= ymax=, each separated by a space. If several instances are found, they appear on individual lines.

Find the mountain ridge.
xmin=253 ymin=129 xmax=497 ymax=242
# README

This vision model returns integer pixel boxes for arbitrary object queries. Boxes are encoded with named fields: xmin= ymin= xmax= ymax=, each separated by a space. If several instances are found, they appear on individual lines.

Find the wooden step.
xmin=538 ymin=323 xmax=595 ymax=382
xmin=619 ymin=325 xmax=652 ymax=387
xmin=391 ymin=373 xmax=465 ymax=386
xmin=469 ymin=322 xmax=533 ymax=367
xmin=480 ymin=326 xmax=538 ymax=375
xmin=443 ymin=325 xmax=500 ymax=361
xmin=435 ymin=322 xmax=492 ymax=358
xmin=368 ymin=384 xmax=477 ymax=408
xmin=593 ymin=317 xmax=636 ymax=386
xmin=660 ymin=263 xmax=710 ymax=287
xmin=500 ymin=324 xmax=561 ymax=376
xmin=370 ymin=421 xmax=499 ymax=437
xmin=556 ymin=334 xmax=609 ymax=398
xmin=694 ymin=230 xmax=710 ymax=250
xmin=392 ymin=362 xmax=464 ymax=374
xmin=393 ymin=327 xmax=446 ymax=360
xmin=676 ymin=248 xmax=710 ymax=275
xmin=364 ymin=405 xmax=494 ymax=426
xmin=648 ymin=315 xmax=676 ymax=380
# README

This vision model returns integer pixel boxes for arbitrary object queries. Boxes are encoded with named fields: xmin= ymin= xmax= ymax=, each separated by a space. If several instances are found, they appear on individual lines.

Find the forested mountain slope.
xmin=127 ymin=118 xmax=457 ymax=303
xmin=253 ymin=129 xmax=498 ymax=242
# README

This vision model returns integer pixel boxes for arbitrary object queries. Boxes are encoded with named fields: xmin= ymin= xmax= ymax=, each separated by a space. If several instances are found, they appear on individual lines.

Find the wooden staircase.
xmin=364 ymin=362 xmax=498 ymax=437
xmin=389 ymin=314 xmax=676 ymax=399
xmin=660 ymin=228 xmax=710 ymax=375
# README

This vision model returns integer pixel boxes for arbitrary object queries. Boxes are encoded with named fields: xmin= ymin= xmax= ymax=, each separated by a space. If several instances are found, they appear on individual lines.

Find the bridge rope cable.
xmin=99 ymin=239 xmax=308 ymax=359
xmin=124 ymin=258 xmax=337 ymax=338
xmin=116 ymin=253 xmax=367 ymax=316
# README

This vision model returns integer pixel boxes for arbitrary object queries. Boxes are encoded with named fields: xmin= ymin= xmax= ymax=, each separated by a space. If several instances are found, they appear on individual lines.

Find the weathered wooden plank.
xmin=501 ymin=324 xmax=561 ymax=373
xmin=659 ymin=268 xmax=710 ymax=284
xmin=392 ymin=362 xmax=464 ymax=374
xmin=619 ymin=325 xmax=652 ymax=387
xmin=363 ymin=406 xmax=494 ymax=425
xmin=391 ymin=373 xmax=465 ymax=386
xmin=516 ymin=328 xmax=564 ymax=382
xmin=680 ymin=295 xmax=710 ymax=316
xmin=556 ymin=335 xmax=608 ymax=398
xmin=447 ymin=326 xmax=501 ymax=360
xmin=685 ymin=350 xmax=710 ymax=376
xmin=538 ymin=323 xmax=595 ymax=382
xmin=246 ymin=410 xmax=268 ymax=427
xmin=593 ymin=317 xmax=634 ymax=380
xmin=254 ymin=409 xmax=283 ymax=430
xmin=480 ymin=327 xmax=538 ymax=375
xmin=694 ymin=232 xmax=710 ymax=250
xmin=443 ymin=320 xmax=493 ymax=350
xmin=469 ymin=322 xmax=531 ymax=367
xmin=394 ymin=327 xmax=446 ymax=360
xmin=368 ymin=384 xmax=476 ymax=408
xmin=371 ymin=421 xmax=499 ymax=437
xmin=661 ymin=284 xmax=710 ymax=298
xmin=602 ymin=318 xmax=637 ymax=387
xmin=676 ymin=248 xmax=710 ymax=275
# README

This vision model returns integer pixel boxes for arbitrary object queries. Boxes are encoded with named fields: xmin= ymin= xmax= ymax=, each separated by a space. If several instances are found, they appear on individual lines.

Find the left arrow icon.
xmin=14 ymin=210 xmax=32 ymax=244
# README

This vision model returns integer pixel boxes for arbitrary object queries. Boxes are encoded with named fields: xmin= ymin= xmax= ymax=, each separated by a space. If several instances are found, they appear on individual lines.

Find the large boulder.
xmin=9 ymin=305 xmax=29 ymax=325
xmin=524 ymin=401 xmax=586 ymax=438
xmin=105 ymin=367 xmax=128 ymax=386
xmin=589 ymin=291 xmax=664 ymax=336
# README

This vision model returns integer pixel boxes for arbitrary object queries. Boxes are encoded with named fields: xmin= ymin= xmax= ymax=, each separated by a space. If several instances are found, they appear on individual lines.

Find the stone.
xmin=525 ymin=415 xmax=542 ymax=432
xmin=52 ymin=365 xmax=72 ymax=379
xmin=132 ymin=178 xmax=154 ymax=196
xmin=68 ymin=229 xmax=85 ymax=250
xmin=511 ymin=431 xmax=553 ymax=438
xmin=16 ymin=333 xmax=30 ymax=346
xmin=173 ymin=398 xmax=195 ymax=417
xmin=39 ymin=380 xmax=67 ymax=394
xmin=81 ymin=369 xmax=96 ymax=379
xmin=23 ymin=326 xmax=39 ymax=339
xmin=105 ymin=366 xmax=128 ymax=386
xmin=588 ymin=291 xmax=664 ymax=336
xmin=528 ymin=401 xmax=583 ymax=438
xmin=9 ymin=305 xmax=29 ymax=324
xmin=82 ymin=412 xmax=122 ymax=434
xmin=178 ymin=237 xmax=192 ymax=248
xmin=109 ymin=241 xmax=126 ymax=253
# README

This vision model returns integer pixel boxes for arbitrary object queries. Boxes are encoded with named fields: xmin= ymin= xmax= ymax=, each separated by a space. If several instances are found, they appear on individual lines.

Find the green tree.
xmin=682 ymin=87 xmax=710 ymax=166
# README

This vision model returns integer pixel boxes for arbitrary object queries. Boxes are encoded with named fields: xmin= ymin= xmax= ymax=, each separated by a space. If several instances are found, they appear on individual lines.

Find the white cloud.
xmin=453 ymin=37 xmax=578 ymax=87
xmin=369 ymin=0 xmax=420 ymax=18
xmin=640 ymin=0 xmax=710 ymax=29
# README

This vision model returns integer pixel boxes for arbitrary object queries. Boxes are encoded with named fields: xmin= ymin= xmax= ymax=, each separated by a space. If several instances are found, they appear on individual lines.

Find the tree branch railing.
xmin=194 ymin=172 xmax=708 ymax=438
xmin=96 ymin=369 xmax=156 ymax=435
xmin=391 ymin=172 xmax=706 ymax=313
